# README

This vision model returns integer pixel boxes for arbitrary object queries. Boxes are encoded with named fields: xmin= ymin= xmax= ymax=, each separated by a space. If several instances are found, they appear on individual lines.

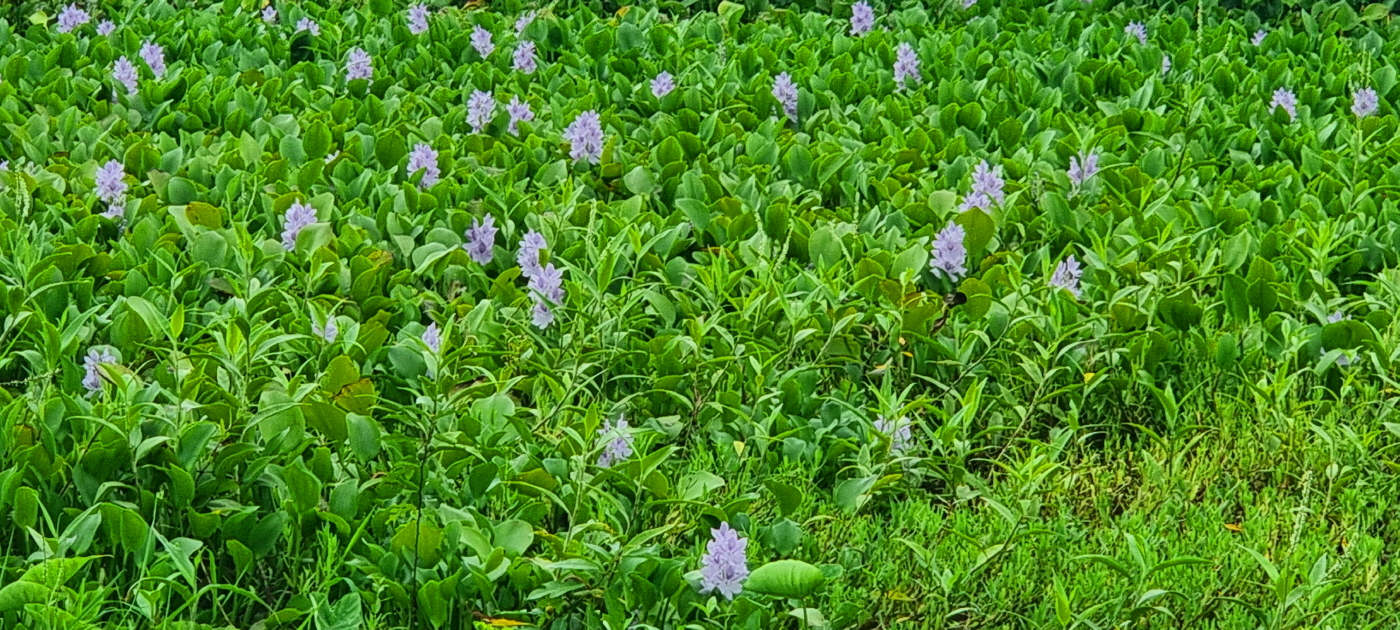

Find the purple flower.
xmin=1068 ymin=151 xmax=1099 ymax=188
xmin=281 ymin=201 xmax=317 ymax=251
xmin=506 ymin=96 xmax=534 ymax=135
xmin=1352 ymin=87 xmax=1379 ymax=119
xmin=515 ymin=11 xmax=535 ymax=34
xmin=97 ymin=20 xmax=115 ymax=36
xmin=407 ymin=4 xmax=430 ymax=35
xmin=929 ymin=220 xmax=967 ymax=281
xmin=1050 ymin=255 xmax=1083 ymax=298
xmin=1270 ymin=87 xmax=1297 ymax=121
xmin=517 ymin=230 xmax=547 ymax=278
xmin=422 ymin=322 xmax=442 ymax=353
xmin=1125 ymin=21 xmax=1147 ymax=45
xmin=894 ymin=42 xmax=921 ymax=90
xmin=1328 ymin=348 xmax=1353 ymax=367
xmin=513 ymin=40 xmax=538 ymax=74
xmin=467 ymin=90 xmax=496 ymax=134
xmin=346 ymin=47 xmax=373 ymax=83
xmin=140 ymin=40 xmax=166 ymax=79
xmin=296 ymin=18 xmax=320 ymax=36
xmin=563 ymin=111 xmax=605 ymax=164
xmin=651 ymin=71 xmax=675 ymax=98
xmin=699 ymin=523 xmax=749 ymax=600
xmin=596 ymin=416 xmax=635 ymax=467
xmin=313 ymin=315 xmax=338 ymax=343
xmin=962 ymin=0 xmax=976 ymax=8
xmin=530 ymin=299 xmax=555 ymax=329
xmin=1161 ymin=55 xmax=1170 ymax=75
xmin=1251 ymin=29 xmax=1267 ymax=46
xmin=82 ymin=348 xmax=117 ymax=394
xmin=470 ymin=25 xmax=494 ymax=57
xmin=95 ymin=160 xmax=127 ymax=205
xmin=961 ymin=160 xmax=1004 ymax=210
xmin=874 ymin=416 xmax=912 ymax=453
xmin=101 ymin=204 xmax=125 ymax=221
xmin=528 ymin=263 xmax=565 ymax=305
xmin=463 ymin=214 xmax=498 ymax=264
xmin=57 ymin=4 xmax=91 ymax=33
xmin=407 ymin=143 xmax=440 ymax=188
xmin=1327 ymin=310 xmax=1348 ymax=324
xmin=262 ymin=5 xmax=278 ymax=23
xmin=850 ymin=1 xmax=874 ymax=35
xmin=113 ymin=57 xmax=139 ymax=96
xmin=772 ymin=72 xmax=798 ymax=122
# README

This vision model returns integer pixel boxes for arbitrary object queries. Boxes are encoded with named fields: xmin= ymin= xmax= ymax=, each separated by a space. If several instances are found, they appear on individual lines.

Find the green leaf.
xmin=283 ymin=460 xmax=321 ymax=513
xmin=304 ymin=121 xmax=332 ymax=160
xmin=833 ymin=475 xmax=876 ymax=512
xmin=315 ymin=593 xmax=363 ymax=630
xmin=1158 ymin=294 xmax=1203 ymax=331
xmin=346 ymin=413 xmax=381 ymax=461
xmin=167 ymin=176 xmax=196 ymax=205
xmin=955 ymin=208 xmax=995 ymax=254
xmin=765 ymin=480 xmax=803 ymax=517
xmin=192 ymin=231 xmax=227 ymax=267
xmin=746 ymin=560 xmax=826 ymax=598
xmin=185 ymin=202 xmax=223 ymax=229
xmin=376 ymin=130 xmax=407 ymax=170
xmin=493 ymin=519 xmax=534 ymax=557
xmin=623 ymin=166 xmax=655 ymax=195
xmin=321 ymin=355 xmax=360 ymax=393
xmin=391 ymin=521 xmax=444 ymax=566
xmin=768 ymin=519 xmax=802 ymax=555
xmin=808 ymin=226 xmax=843 ymax=269
xmin=583 ymin=30 xmax=614 ymax=60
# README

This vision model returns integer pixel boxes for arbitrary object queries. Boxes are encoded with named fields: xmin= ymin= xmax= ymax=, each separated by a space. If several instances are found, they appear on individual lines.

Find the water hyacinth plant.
xmin=596 ymin=416 xmax=635 ymax=467
xmin=517 ymin=231 xmax=547 ymax=278
xmin=961 ymin=160 xmax=1005 ymax=210
xmin=346 ymin=47 xmax=373 ymax=82
xmin=1050 ymin=255 xmax=1084 ymax=298
xmin=1271 ymin=87 xmax=1297 ymax=120
xmin=463 ymin=215 xmax=498 ymax=264
xmin=505 ymin=96 xmax=533 ymax=135
xmin=280 ymin=202 xmax=317 ymax=251
xmin=95 ymin=160 xmax=126 ymax=206
xmin=422 ymin=322 xmax=442 ymax=353
xmin=262 ymin=5 xmax=277 ymax=23
xmin=140 ymin=40 xmax=166 ymax=79
xmin=1352 ymin=87 xmax=1379 ymax=118
xmin=563 ymin=111 xmax=604 ymax=164
xmin=81 ymin=348 xmax=117 ymax=394
xmin=467 ymin=90 xmax=496 ymax=133
xmin=929 ymin=221 xmax=967 ymax=281
xmin=515 ymin=11 xmax=535 ymax=34
xmin=772 ymin=72 xmax=798 ymax=122
xmin=97 ymin=19 xmax=115 ymax=35
xmin=57 ymin=4 xmax=91 ymax=33
xmin=471 ymin=25 xmax=494 ymax=57
xmin=112 ymin=57 xmax=139 ymax=96
xmin=513 ymin=40 xmax=538 ymax=74
xmin=894 ymin=43 xmax=921 ymax=90
xmin=406 ymin=143 xmax=440 ymax=188
xmin=296 ymin=17 xmax=320 ymax=36
xmin=700 ymin=523 xmax=749 ymax=600
xmin=1252 ymin=29 xmax=1267 ymax=45
xmin=407 ymin=4 xmax=429 ymax=35
xmin=875 ymin=416 xmax=913 ymax=453
xmin=850 ymin=1 xmax=874 ymax=35
xmin=312 ymin=315 xmax=338 ymax=343
xmin=1068 ymin=151 xmax=1100 ymax=190
xmin=1125 ymin=21 xmax=1147 ymax=45
xmin=651 ymin=71 xmax=676 ymax=98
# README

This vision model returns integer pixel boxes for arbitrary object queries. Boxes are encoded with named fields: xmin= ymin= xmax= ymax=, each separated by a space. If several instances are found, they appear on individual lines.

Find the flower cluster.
xmin=961 ymin=160 xmax=1005 ymax=210
xmin=1352 ymin=87 xmax=1378 ymax=118
xmin=875 ymin=416 xmax=913 ymax=453
xmin=262 ymin=5 xmax=277 ymax=23
xmin=894 ymin=43 xmax=921 ymax=90
xmin=97 ymin=20 xmax=115 ymax=35
xmin=82 ymin=348 xmax=117 ymax=394
xmin=1068 ymin=151 xmax=1099 ymax=189
xmin=422 ymin=322 xmax=442 ymax=353
xmin=468 ymin=90 xmax=496 ymax=133
xmin=506 ymin=96 xmax=534 ymax=135
xmin=281 ymin=201 xmax=317 ymax=251
xmin=57 ymin=4 xmax=91 ymax=33
xmin=296 ymin=18 xmax=320 ymax=36
xmin=313 ymin=315 xmax=338 ymax=343
xmin=772 ymin=72 xmax=798 ymax=122
xmin=929 ymin=221 xmax=967 ymax=281
xmin=464 ymin=214 xmax=498 ymax=264
xmin=140 ymin=40 xmax=166 ymax=79
xmin=1161 ymin=55 xmax=1171 ymax=75
xmin=1050 ymin=255 xmax=1084 ymax=298
xmin=1270 ymin=87 xmax=1297 ymax=120
xmin=515 ymin=11 xmax=535 ymax=34
xmin=517 ymin=231 xmax=547 ymax=278
xmin=113 ymin=57 xmax=139 ymax=96
xmin=407 ymin=143 xmax=440 ymax=188
xmin=1251 ymin=29 xmax=1267 ymax=46
xmin=514 ymin=40 xmax=538 ymax=74
xmin=563 ymin=111 xmax=605 ymax=164
xmin=596 ymin=416 xmax=635 ymax=468
xmin=700 ymin=523 xmax=749 ymax=600
xmin=346 ymin=48 xmax=373 ymax=82
xmin=850 ymin=1 xmax=874 ymax=35
xmin=96 ymin=160 xmax=128 ymax=219
xmin=407 ymin=4 xmax=430 ymax=35
xmin=471 ymin=26 xmax=494 ymax=57
xmin=528 ymin=263 xmax=566 ymax=329
xmin=1125 ymin=22 xmax=1147 ymax=45
xmin=651 ymin=72 xmax=675 ymax=98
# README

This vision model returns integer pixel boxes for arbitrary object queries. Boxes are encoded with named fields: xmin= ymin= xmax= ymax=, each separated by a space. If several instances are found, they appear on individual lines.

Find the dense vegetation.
xmin=2 ymin=0 xmax=1400 ymax=628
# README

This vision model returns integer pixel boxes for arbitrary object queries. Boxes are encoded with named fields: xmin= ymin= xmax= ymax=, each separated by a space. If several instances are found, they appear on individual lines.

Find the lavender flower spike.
xmin=262 ymin=5 xmax=278 ymax=23
xmin=528 ymin=263 xmax=566 ymax=304
xmin=467 ymin=90 xmax=496 ymax=134
xmin=407 ymin=143 xmax=440 ymax=188
xmin=1068 ymin=151 xmax=1099 ymax=189
xmin=517 ymin=230 xmax=547 ymax=278
xmin=346 ymin=47 xmax=373 ymax=82
xmin=113 ymin=57 xmax=139 ymax=96
xmin=1352 ymin=87 xmax=1379 ymax=119
xmin=1251 ymin=29 xmax=1267 ymax=46
xmin=596 ymin=415 xmax=635 ymax=467
xmin=140 ymin=40 xmax=166 ymax=79
xmin=296 ymin=18 xmax=320 ymax=36
xmin=471 ymin=26 xmax=494 ymax=57
xmin=1050 ymin=255 xmax=1084 ymax=298
xmin=563 ymin=111 xmax=605 ymax=164
xmin=57 ymin=4 xmax=91 ymax=33
xmin=1270 ymin=87 xmax=1297 ymax=121
xmin=422 ymin=322 xmax=442 ymax=353
xmin=514 ymin=40 xmax=538 ymax=74
xmin=850 ymin=1 xmax=874 ymax=35
xmin=772 ymin=72 xmax=798 ymax=122
xmin=1125 ymin=21 xmax=1147 ymax=45
xmin=97 ymin=20 xmax=115 ymax=36
xmin=506 ymin=96 xmax=534 ymax=135
xmin=95 ymin=160 xmax=127 ymax=205
xmin=407 ymin=4 xmax=430 ymax=35
xmin=651 ymin=72 xmax=676 ymax=98
xmin=281 ymin=201 xmax=317 ymax=251
xmin=463 ymin=214 xmax=498 ymax=264
xmin=313 ymin=315 xmax=338 ymax=343
xmin=929 ymin=221 xmax=967 ymax=281
xmin=515 ymin=11 xmax=535 ymax=34
xmin=82 ymin=348 xmax=118 ymax=394
xmin=961 ymin=160 xmax=1005 ymax=210
xmin=700 ymin=523 xmax=749 ymax=600
xmin=530 ymin=299 xmax=555 ymax=329
xmin=894 ymin=43 xmax=921 ymax=90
